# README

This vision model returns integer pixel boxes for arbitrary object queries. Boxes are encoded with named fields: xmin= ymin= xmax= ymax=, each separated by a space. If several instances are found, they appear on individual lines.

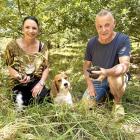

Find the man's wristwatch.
xmin=90 ymin=96 xmax=95 ymax=100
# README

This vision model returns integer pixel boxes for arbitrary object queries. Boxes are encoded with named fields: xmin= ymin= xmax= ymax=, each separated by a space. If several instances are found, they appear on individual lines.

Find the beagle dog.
xmin=51 ymin=72 xmax=73 ymax=105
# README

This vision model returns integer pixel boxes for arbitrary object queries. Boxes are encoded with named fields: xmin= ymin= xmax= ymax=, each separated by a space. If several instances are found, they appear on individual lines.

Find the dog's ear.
xmin=50 ymin=80 xmax=59 ymax=97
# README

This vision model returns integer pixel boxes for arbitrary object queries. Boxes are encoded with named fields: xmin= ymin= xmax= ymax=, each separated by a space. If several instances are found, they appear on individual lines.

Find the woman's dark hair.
xmin=22 ymin=16 xmax=39 ymax=27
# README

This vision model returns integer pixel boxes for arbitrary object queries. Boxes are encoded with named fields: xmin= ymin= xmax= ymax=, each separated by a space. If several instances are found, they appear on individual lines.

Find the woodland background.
xmin=0 ymin=0 xmax=140 ymax=140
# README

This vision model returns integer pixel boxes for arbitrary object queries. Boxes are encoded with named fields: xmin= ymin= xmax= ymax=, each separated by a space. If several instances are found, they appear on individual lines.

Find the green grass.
xmin=0 ymin=39 xmax=140 ymax=140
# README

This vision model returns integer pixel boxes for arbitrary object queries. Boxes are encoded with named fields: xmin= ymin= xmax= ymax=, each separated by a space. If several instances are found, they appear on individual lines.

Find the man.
xmin=83 ymin=9 xmax=131 ymax=121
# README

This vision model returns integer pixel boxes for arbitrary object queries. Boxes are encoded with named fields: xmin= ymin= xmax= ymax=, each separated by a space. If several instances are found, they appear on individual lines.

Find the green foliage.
xmin=0 ymin=0 xmax=140 ymax=43
xmin=106 ymin=0 xmax=140 ymax=42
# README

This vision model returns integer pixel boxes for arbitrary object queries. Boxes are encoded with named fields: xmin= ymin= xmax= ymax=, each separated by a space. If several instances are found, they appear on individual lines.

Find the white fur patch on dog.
xmin=54 ymin=92 xmax=73 ymax=105
xmin=15 ymin=93 xmax=24 ymax=111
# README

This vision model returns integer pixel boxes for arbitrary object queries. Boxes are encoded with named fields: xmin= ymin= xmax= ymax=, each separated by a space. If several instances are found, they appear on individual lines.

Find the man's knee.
xmin=107 ymin=75 xmax=127 ymax=94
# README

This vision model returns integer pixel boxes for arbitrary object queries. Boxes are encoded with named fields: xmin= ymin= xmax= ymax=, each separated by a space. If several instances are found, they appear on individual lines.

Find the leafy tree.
xmin=0 ymin=0 xmax=139 ymax=44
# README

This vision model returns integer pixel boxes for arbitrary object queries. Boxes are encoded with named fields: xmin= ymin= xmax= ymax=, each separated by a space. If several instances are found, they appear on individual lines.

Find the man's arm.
xmin=92 ymin=56 xmax=130 ymax=77
xmin=83 ymin=60 xmax=96 ymax=96
xmin=108 ymin=56 xmax=130 ymax=76
xmin=83 ymin=60 xmax=91 ymax=80
xmin=104 ymin=56 xmax=130 ymax=77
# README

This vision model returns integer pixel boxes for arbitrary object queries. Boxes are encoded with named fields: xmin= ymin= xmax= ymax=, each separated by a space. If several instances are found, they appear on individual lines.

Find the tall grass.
xmin=0 ymin=40 xmax=139 ymax=140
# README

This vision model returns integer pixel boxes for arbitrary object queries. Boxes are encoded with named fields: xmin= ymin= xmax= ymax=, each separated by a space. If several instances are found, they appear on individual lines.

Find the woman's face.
xmin=22 ymin=19 xmax=39 ymax=40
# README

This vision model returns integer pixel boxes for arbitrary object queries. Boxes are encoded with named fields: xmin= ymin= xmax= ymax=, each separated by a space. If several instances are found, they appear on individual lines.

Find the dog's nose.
xmin=64 ymin=83 xmax=68 ymax=87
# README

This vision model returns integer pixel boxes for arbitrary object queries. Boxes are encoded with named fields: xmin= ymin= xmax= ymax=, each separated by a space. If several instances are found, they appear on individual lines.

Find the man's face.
xmin=95 ymin=14 xmax=115 ymax=44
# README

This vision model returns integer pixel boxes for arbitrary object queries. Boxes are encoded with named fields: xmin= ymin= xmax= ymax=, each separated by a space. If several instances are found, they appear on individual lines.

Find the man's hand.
xmin=87 ymin=66 xmax=100 ymax=79
xmin=89 ymin=67 xmax=107 ymax=81
xmin=87 ymin=83 xmax=96 ymax=97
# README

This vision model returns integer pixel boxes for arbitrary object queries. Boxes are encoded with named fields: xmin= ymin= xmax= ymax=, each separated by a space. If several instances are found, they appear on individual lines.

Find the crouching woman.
xmin=4 ymin=16 xmax=51 ymax=110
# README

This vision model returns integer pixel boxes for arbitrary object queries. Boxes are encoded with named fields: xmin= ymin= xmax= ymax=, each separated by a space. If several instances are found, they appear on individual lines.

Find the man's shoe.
xmin=112 ymin=104 xmax=125 ymax=122
xmin=82 ymin=96 xmax=96 ymax=110
xmin=88 ymin=96 xmax=96 ymax=110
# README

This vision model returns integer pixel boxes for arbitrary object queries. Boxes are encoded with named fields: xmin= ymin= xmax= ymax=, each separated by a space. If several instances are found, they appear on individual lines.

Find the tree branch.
xmin=16 ymin=0 xmax=22 ymax=18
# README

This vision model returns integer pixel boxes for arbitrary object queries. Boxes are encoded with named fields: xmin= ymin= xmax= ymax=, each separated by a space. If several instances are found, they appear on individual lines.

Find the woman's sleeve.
xmin=4 ymin=41 xmax=15 ymax=66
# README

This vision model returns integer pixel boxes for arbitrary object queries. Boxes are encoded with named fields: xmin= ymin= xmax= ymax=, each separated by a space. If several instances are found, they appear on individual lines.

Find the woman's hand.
xmin=31 ymin=82 xmax=44 ymax=97
xmin=18 ymin=74 xmax=30 ymax=84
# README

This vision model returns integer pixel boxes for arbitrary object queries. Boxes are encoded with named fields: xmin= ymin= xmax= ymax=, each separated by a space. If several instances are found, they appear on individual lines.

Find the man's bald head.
xmin=96 ymin=9 xmax=115 ymax=23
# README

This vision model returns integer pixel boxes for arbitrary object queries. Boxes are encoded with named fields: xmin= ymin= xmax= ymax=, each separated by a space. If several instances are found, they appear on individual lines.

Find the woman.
xmin=5 ymin=16 xmax=51 ymax=108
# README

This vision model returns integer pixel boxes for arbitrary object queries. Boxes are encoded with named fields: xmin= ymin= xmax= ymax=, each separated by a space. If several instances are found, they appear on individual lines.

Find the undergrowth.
xmin=0 ymin=40 xmax=139 ymax=140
